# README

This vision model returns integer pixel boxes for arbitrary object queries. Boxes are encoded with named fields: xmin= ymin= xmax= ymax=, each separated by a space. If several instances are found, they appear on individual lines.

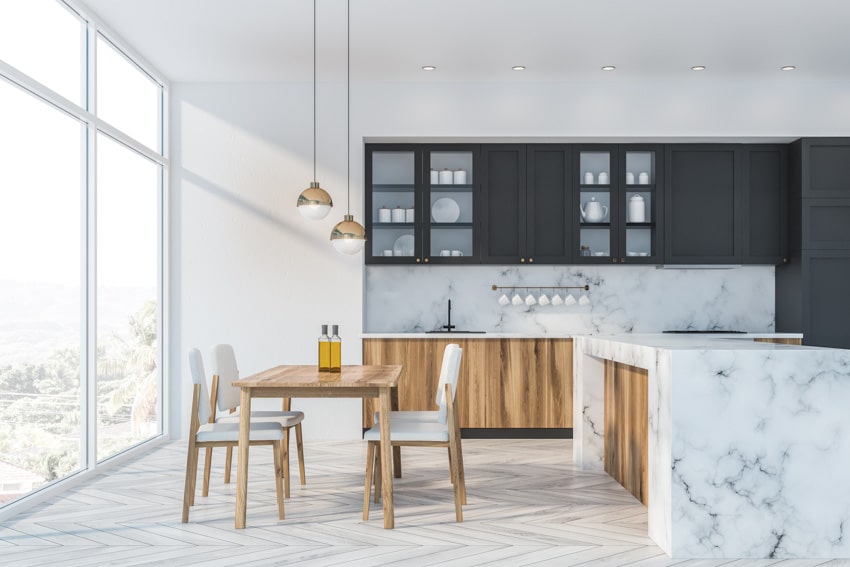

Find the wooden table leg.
xmin=235 ymin=387 xmax=252 ymax=529
xmin=391 ymin=386 xmax=401 ymax=479
xmin=379 ymin=387 xmax=394 ymax=529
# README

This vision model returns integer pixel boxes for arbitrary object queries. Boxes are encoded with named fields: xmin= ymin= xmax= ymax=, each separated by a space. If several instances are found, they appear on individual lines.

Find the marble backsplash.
xmin=364 ymin=265 xmax=775 ymax=334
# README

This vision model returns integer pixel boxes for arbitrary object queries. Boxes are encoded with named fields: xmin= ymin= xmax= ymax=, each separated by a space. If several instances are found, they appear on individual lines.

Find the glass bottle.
xmin=330 ymin=325 xmax=342 ymax=372
xmin=318 ymin=324 xmax=331 ymax=371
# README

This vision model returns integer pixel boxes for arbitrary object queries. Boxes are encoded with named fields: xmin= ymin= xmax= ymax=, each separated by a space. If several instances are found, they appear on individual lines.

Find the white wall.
xmin=170 ymin=75 xmax=850 ymax=439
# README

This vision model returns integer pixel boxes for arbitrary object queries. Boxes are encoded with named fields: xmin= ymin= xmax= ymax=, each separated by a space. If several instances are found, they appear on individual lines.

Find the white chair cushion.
xmin=373 ymin=410 xmax=440 ymax=423
xmin=363 ymin=421 xmax=449 ymax=443
xmin=196 ymin=421 xmax=284 ymax=443
xmin=217 ymin=410 xmax=303 ymax=427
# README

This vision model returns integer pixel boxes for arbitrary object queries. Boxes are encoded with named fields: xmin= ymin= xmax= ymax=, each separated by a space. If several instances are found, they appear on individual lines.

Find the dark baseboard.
xmin=461 ymin=428 xmax=572 ymax=439
xmin=362 ymin=427 xmax=572 ymax=439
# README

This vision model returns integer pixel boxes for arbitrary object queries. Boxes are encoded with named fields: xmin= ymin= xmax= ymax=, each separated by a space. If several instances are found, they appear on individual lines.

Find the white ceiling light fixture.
xmin=780 ymin=65 xmax=796 ymax=71
xmin=691 ymin=65 xmax=706 ymax=71
xmin=422 ymin=65 xmax=436 ymax=71
xmin=297 ymin=0 xmax=333 ymax=220
xmin=512 ymin=65 xmax=526 ymax=71
xmin=331 ymin=0 xmax=367 ymax=255
xmin=601 ymin=65 xmax=616 ymax=71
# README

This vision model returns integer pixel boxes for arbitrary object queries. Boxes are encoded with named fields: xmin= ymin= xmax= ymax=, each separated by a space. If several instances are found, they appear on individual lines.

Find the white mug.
xmin=440 ymin=249 xmax=451 ymax=256
xmin=498 ymin=293 xmax=511 ymax=306
xmin=538 ymin=293 xmax=550 ymax=306
xmin=551 ymin=293 xmax=564 ymax=306
xmin=579 ymin=294 xmax=591 ymax=306
xmin=511 ymin=293 xmax=524 ymax=306
xmin=563 ymin=294 xmax=577 ymax=306
xmin=525 ymin=293 xmax=537 ymax=306
xmin=383 ymin=249 xmax=393 ymax=256
xmin=451 ymin=250 xmax=463 ymax=256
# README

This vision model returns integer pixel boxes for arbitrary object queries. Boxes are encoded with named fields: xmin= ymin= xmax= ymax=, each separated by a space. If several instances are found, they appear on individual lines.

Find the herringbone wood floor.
xmin=0 ymin=439 xmax=846 ymax=566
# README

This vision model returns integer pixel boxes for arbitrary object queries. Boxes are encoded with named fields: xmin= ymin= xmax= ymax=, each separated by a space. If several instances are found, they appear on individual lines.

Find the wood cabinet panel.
xmin=362 ymin=338 xmax=572 ymax=429
xmin=604 ymin=360 xmax=648 ymax=506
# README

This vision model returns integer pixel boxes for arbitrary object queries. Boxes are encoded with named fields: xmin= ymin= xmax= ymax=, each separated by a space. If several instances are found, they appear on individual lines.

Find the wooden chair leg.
xmin=448 ymin=440 xmax=463 ymax=522
xmin=373 ymin=444 xmax=382 ymax=504
xmin=295 ymin=422 xmax=306 ymax=486
xmin=224 ymin=447 xmax=233 ymax=484
xmin=363 ymin=441 xmax=376 ymax=520
xmin=453 ymin=428 xmax=467 ymax=505
xmin=182 ymin=443 xmax=199 ymax=523
xmin=283 ymin=428 xmax=291 ymax=499
xmin=272 ymin=441 xmax=285 ymax=520
xmin=202 ymin=447 xmax=213 ymax=497
xmin=447 ymin=447 xmax=454 ymax=483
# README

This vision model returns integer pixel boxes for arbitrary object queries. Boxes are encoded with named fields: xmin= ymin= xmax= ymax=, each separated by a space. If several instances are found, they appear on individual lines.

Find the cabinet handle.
xmin=612 ymin=258 xmax=618 ymax=263
xmin=620 ymin=257 xmax=625 ymax=263
xmin=529 ymin=258 xmax=534 ymax=263
xmin=416 ymin=258 xmax=421 ymax=263
xmin=424 ymin=258 xmax=429 ymax=263
xmin=520 ymin=258 xmax=525 ymax=263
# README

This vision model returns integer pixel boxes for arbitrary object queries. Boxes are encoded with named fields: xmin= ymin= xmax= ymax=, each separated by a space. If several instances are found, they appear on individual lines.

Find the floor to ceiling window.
xmin=0 ymin=0 xmax=167 ymax=506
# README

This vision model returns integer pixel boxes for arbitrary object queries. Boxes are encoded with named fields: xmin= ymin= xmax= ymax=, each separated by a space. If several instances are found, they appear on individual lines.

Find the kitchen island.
xmin=574 ymin=333 xmax=850 ymax=559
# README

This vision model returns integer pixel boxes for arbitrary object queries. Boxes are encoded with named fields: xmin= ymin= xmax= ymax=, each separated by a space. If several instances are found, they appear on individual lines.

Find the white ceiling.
xmin=76 ymin=0 xmax=850 ymax=84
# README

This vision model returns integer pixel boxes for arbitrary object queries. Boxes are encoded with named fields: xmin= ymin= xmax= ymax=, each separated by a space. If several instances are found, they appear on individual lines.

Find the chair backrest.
xmin=210 ymin=344 xmax=241 ymax=412
xmin=188 ymin=348 xmax=211 ymax=424
xmin=437 ymin=345 xmax=463 ymax=424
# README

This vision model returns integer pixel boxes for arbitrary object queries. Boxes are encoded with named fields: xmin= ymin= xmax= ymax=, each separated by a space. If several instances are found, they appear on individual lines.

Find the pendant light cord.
xmin=313 ymin=0 xmax=317 ymax=181
xmin=347 ymin=0 xmax=351 ymax=215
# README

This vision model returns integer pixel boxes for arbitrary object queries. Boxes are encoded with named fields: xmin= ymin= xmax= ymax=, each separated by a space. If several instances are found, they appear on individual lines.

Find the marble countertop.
xmin=361 ymin=332 xmax=803 ymax=341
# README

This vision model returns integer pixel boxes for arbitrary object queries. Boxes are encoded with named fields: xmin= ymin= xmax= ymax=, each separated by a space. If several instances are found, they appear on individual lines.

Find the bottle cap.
xmin=332 ymin=324 xmax=339 ymax=335
xmin=321 ymin=324 xmax=328 ymax=334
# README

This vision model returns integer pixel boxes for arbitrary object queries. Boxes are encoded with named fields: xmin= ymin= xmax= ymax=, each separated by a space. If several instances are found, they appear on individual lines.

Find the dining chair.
xmin=183 ymin=348 xmax=285 ymax=523
xmin=204 ymin=344 xmax=307 ymax=499
xmin=362 ymin=345 xmax=466 ymax=522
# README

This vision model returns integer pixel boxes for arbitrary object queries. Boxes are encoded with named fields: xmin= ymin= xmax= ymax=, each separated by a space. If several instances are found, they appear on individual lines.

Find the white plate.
xmin=431 ymin=197 xmax=460 ymax=223
xmin=393 ymin=234 xmax=414 ymax=256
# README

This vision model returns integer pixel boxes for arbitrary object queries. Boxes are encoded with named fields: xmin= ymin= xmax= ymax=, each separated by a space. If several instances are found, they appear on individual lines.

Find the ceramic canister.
xmin=453 ymin=169 xmax=467 ymax=184
xmin=377 ymin=206 xmax=391 ymax=223
xmin=391 ymin=207 xmax=405 ymax=223
xmin=438 ymin=168 xmax=453 ymax=184
xmin=405 ymin=208 xmax=415 ymax=222
xmin=430 ymin=169 xmax=439 ymax=184
xmin=628 ymin=194 xmax=646 ymax=223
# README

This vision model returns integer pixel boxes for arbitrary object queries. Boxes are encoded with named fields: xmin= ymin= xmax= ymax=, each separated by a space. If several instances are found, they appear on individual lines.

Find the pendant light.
xmin=330 ymin=0 xmax=366 ymax=254
xmin=297 ymin=0 xmax=333 ymax=220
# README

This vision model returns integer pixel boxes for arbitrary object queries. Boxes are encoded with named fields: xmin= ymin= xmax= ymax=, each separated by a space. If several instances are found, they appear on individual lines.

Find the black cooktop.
xmin=663 ymin=330 xmax=745 ymax=334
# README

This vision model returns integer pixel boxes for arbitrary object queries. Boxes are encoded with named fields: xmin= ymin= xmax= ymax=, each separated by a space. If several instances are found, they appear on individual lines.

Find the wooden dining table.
xmin=231 ymin=364 xmax=403 ymax=529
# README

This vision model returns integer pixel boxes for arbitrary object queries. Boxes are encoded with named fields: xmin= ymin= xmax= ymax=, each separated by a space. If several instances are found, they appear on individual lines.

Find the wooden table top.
xmin=233 ymin=364 xmax=403 ymax=389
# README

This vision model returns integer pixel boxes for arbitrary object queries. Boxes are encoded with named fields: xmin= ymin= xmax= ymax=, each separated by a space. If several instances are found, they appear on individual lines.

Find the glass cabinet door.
xmin=367 ymin=149 xmax=418 ymax=262
xmin=620 ymin=148 xmax=660 ymax=263
xmin=576 ymin=148 xmax=616 ymax=262
xmin=425 ymin=148 xmax=476 ymax=261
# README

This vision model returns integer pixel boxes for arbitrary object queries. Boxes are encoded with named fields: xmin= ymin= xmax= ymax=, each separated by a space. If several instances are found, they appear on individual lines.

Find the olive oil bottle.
xmin=318 ymin=324 xmax=331 ymax=371
xmin=329 ymin=325 xmax=342 ymax=372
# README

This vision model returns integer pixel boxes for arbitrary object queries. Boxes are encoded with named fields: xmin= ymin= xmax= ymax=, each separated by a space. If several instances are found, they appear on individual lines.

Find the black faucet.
xmin=442 ymin=299 xmax=456 ymax=332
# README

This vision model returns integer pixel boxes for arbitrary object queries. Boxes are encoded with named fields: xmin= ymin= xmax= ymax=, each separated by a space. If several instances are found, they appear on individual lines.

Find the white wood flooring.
xmin=0 ymin=439 xmax=847 ymax=567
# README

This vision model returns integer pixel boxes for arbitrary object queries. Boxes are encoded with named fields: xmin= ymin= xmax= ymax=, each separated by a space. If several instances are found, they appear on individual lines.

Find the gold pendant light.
xmin=297 ymin=0 xmax=333 ymax=220
xmin=330 ymin=0 xmax=366 ymax=254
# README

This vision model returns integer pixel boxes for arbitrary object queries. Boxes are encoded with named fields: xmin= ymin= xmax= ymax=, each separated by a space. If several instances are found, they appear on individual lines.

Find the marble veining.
xmin=574 ymin=335 xmax=850 ymax=559
xmin=364 ymin=265 xmax=775 ymax=334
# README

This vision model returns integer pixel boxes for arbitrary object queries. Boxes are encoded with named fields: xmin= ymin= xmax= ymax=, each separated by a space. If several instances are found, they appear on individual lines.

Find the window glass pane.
xmin=96 ymin=36 xmax=159 ymax=151
xmin=0 ymin=0 xmax=84 ymax=105
xmin=0 ymin=79 xmax=83 ymax=501
xmin=96 ymin=133 xmax=159 ymax=461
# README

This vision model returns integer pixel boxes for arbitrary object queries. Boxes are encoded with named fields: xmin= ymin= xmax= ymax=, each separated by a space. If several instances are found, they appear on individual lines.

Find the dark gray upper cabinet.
xmin=526 ymin=145 xmax=573 ymax=263
xmin=665 ymin=145 xmax=740 ymax=264
xmin=800 ymin=138 xmax=850 ymax=198
xmin=665 ymin=144 xmax=788 ymax=265
xmin=742 ymin=145 xmax=789 ymax=264
xmin=480 ymin=145 xmax=527 ymax=263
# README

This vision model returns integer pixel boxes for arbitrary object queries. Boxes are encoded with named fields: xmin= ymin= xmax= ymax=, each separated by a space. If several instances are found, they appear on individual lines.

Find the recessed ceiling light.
xmin=691 ymin=65 xmax=706 ymax=71
xmin=421 ymin=65 xmax=436 ymax=71
xmin=601 ymin=65 xmax=616 ymax=71
xmin=780 ymin=65 xmax=796 ymax=71
xmin=512 ymin=66 xmax=526 ymax=71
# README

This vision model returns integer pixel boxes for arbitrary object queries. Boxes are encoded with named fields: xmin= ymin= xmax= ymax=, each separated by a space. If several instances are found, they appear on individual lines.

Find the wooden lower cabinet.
xmin=362 ymin=338 xmax=572 ymax=429
xmin=753 ymin=337 xmax=803 ymax=345
xmin=604 ymin=360 xmax=648 ymax=506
